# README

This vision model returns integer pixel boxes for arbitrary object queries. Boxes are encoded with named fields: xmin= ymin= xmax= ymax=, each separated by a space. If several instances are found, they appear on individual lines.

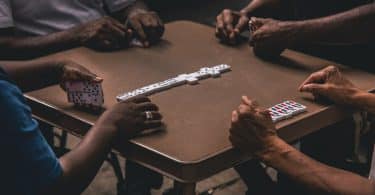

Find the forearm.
xmin=0 ymin=28 xmax=81 ymax=60
xmin=1 ymin=60 xmax=64 ymax=92
xmin=260 ymin=137 xmax=375 ymax=195
xmin=293 ymin=3 xmax=375 ymax=44
xmin=241 ymin=0 xmax=281 ymax=16
xmin=53 ymin=117 xmax=117 ymax=194
xmin=352 ymin=91 xmax=375 ymax=114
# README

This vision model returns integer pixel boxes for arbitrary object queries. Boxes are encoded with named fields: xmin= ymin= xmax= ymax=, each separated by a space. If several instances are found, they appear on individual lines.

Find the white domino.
xmin=268 ymin=100 xmax=306 ymax=122
xmin=116 ymin=64 xmax=232 ymax=101
xmin=65 ymin=81 xmax=104 ymax=107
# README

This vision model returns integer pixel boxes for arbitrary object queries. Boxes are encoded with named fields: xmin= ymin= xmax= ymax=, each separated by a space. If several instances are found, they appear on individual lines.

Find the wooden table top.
xmin=19 ymin=21 xmax=375 ymax=182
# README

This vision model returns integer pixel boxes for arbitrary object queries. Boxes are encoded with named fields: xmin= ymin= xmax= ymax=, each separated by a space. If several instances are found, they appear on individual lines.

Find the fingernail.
xmin=95 ymin=76 xmax=103 ymax=82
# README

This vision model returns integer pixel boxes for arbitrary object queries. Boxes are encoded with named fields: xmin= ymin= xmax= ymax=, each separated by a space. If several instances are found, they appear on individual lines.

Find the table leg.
xmin=173 ymin=180 xmax=196 ymax=195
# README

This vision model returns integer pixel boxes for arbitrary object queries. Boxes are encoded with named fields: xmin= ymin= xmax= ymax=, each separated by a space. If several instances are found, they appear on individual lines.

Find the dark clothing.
xmin=0 ymin=67 xmax=62 ymax=195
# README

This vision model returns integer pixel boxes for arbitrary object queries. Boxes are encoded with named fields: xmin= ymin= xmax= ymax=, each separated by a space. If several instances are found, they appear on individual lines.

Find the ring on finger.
xmin=145 ymin=111 xmax=153 ymax=120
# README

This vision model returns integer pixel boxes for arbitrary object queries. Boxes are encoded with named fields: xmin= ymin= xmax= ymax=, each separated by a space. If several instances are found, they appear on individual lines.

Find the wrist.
xmin=286 ymin=21 xmax=311 ymax=44
xmin=256 ymin=136 xmax=294 ymax=166
xmin=352 ymin=89 xmax=374 ymax=110
xmin=95 ymin=112 xmax=119 ymax=136
xmin=68 ymin=25 xmax=87 ymax=46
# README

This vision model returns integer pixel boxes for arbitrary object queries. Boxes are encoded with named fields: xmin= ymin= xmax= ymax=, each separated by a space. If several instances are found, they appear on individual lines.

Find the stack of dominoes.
xmin=268 ymin=100 xmax=307 ymax=122
xmin=65 ymin=81 xmax=104 ymax=107
xmin=116 ymin=64 xmax=231 ymax=101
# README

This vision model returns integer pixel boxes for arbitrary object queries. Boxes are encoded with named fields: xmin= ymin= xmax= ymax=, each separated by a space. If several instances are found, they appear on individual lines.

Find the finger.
xmin=137 ymin=102 xmax=159 ymax=111
xmin=234 ymin=16 xmax=248 ymax=33
xmin=250 ymin=17 xmax=267 ymax=30
xmin=109 ymin=17 xmax=128 ymax=32
xmin=138 ymin=17 xmax=153 ymax=47
xmin=241 ymin=96 xmax=252 ymax=106
xmin=129 ymin=96 xmax=150 ymax=103
xmin=237 ymin=104 xmax=252 ymax=114
xmin=142 ymin=111 xmax=163 ymax=120
xmin=223 ymin=11 xmax=234 ymax=34
xmin=74 ymin=70 xmax=101 ymax=82
xmin=142 ymin=16 xmax=163 ymax=45
xmin=298 ymin=71 xmax=326 ymax=91
xmin=249 ymin=29 xmax=262 ymax=46
xmin=241 ymin=96 xmax=259 ymax=110
xmin=232 ymin=110 xmax=239 ymax=122
xmin=130 ymin=18 xmax=147 ymax=43
xmin=143 ymin=120 xmax=163 ymax=129
xmin=145 ymin=14 xmax=158 ymax=28
xmin=300 ymin=83 xmax=327 ymax=95
xmin=259 ymin=109 xmax=271 ymax=119
xmin=106 ymin=26 xmax=128 ymax=46
xmin=106 ymin=22 xmax=126 ymax=38
xmin=216 ymin=13 xmax=228 ymax=40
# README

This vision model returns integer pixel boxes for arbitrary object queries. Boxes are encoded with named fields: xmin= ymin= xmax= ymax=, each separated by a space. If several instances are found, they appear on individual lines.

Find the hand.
xmin=216 ymin=9 xmax=249 ymax=45
xmin=76 ymin=16 xmax=132 ymax=51
xmin=299 ymin=66 xmax=362 ymax=106
xmin=126 ymin=9 xmax=164 ymax=47
xmin=59 ymin=60 xmax=102 ymax=90
xmin=229 ymin=96 xmax=278 ymax=157
xmin=250 ymin=17 xmax=298 ymax=58
xmin=99 ymin=96 xmax=163 ymax=139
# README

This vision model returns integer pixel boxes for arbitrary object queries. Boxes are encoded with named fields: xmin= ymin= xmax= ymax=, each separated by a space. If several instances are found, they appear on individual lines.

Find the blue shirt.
xmin=0 ymin=68 xmax=62 ymax=195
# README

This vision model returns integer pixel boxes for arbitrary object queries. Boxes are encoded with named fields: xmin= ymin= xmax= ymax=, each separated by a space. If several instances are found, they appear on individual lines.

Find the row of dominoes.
xmin=268 ymin=100 xmax=307 ymax=122
xmin=116 ymin=64 xmax=231 ymax=101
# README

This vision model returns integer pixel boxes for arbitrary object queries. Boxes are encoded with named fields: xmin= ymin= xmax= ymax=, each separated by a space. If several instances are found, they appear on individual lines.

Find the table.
xmin=21 ymin=21 xmax=375 ymax=194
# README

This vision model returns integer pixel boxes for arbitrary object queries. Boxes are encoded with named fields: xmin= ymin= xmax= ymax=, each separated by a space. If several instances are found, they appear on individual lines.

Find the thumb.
xmin=78 ymin=70 xmax=103 ymax=83
xmin=250 ymin=17 xmax=268 ymax=30
xmin=300 ymin=83 xmax=327 ymax=94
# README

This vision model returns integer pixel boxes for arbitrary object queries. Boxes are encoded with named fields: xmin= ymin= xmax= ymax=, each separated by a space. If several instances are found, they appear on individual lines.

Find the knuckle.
xmin=223 ymin=9 xmax=231 ymax=14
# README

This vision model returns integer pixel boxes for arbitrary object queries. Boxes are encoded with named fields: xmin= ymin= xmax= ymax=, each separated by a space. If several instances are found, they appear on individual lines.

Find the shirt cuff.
xmin=106 ymin=0 xmax=137 ymax=13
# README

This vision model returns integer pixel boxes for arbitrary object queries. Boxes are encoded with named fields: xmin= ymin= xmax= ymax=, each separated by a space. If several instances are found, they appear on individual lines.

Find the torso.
xmin=10 ymin=0 xmax=106 ymax=35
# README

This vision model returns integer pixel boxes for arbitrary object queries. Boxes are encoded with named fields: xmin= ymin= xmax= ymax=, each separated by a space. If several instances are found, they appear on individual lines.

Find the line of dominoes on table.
xmin=116 ymin=64 xmax=232 ymax=101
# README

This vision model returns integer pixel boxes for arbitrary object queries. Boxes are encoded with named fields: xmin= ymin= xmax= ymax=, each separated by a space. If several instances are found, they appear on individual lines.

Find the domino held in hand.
xmin=65 ymin=81 xmax=104 ymax=107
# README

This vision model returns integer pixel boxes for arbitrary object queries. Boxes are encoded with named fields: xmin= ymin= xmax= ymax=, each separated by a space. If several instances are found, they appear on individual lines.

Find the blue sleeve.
xmin=0 ymin=79 xmax=62 ymax=195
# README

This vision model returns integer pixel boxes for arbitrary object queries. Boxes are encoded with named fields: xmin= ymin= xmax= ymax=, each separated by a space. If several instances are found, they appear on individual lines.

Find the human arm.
xmin=249 ymin=3 xmax=375 ymax=58
xmin=48 ymin=96 xmax=162 ymax=194
xmin=299 ymin=65 xmax=375 ymax=114
xmin=1 ymin=59 xmax=101 ymax=92
xmin=229 ymin=96 xmax=375 ymax=195
xmin=112 ymin=0 xmax=164 ymax=47
xmin=0 ymin=17 xmax=132 ymax=60
xmin=215 ymin=0 xmax=281 ymax=45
